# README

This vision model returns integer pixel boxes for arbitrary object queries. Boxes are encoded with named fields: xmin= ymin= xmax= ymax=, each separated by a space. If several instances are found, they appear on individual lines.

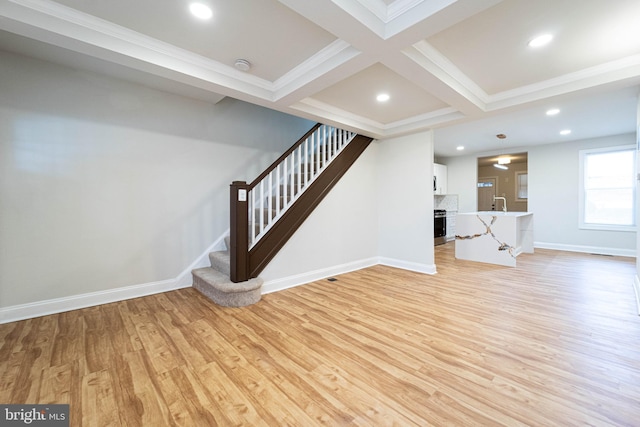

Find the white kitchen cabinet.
xmin=434 ymin=163 xmax=448 ymax=195
xmin=446 ymin=210 xmax=457 ymax=241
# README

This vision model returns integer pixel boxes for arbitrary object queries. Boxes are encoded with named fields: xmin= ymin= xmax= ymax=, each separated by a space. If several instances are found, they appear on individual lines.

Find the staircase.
xmin=192 ymin=124 xmax=373 ymax=307
xmin=191 ymin=236 xmax=262 ymax=307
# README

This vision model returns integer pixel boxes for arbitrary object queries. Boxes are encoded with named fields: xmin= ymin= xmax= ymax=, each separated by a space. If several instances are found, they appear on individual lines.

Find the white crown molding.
xmin=294 ymin=97 xmax=465 ymax=138
xmin=387 ymin=0 xmax=429 ymax=21
xmin=293 ymin=97 xmax=387 ymax=137
xmin=2 ymin=0 xmax=276 ymax=97
xmin=407 ymin=41 xmax=489 ymax=109
xmin=273 ymin=39 xmax=361 ymax=101
xmin=385 ymin=0 xmax=457 ymax=39
xmin=332 ymin=0 xmax=386 ymax=37
xmin=487 ymin=54 xmax=640 ymax=110
xmin=332 ymin=0 xmax=457 ymax=39
xmin=382 ymin=107 xmax=465 ymax=135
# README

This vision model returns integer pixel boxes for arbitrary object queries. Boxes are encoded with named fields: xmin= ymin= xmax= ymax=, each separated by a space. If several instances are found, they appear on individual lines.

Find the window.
xmin=579 ymin=145 xmax=636 ymax=230
xmin=516 ymin=172 xmax=528 ymax=201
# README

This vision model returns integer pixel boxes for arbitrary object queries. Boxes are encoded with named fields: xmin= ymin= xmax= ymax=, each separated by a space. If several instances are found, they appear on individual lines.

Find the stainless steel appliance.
xmin=434 ymin=209 xmax=447 ymax=245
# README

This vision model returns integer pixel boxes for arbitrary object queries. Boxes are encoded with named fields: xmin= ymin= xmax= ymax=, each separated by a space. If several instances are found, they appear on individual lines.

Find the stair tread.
xmin=210 ymin=250 xmax=230 ymax=262
xmin=192 ymin=267 xmax=262 ymax=293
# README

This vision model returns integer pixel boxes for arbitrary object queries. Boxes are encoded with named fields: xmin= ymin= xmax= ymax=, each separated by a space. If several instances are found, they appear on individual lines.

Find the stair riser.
xmin=193 ymin=275 xmax=261 ymax=307
xmin=209 ymin=252 xmax=230 ymax=277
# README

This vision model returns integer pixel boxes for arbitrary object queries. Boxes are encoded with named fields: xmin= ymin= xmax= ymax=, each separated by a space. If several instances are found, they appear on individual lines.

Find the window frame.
xmin=578 ymin=144 xmax=636 ymax=231
xmin=515 ymin=171 xmax=528 ymax=202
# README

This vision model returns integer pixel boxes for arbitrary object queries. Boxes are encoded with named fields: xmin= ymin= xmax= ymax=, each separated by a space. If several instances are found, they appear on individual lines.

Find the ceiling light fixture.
xmin=376 ymin=93 xmax=390 ymax=102
xmin=560 ymin=129 xmax=572 ymax=135
xmin=494 ymin=134 xmax=509 ymax=169
xmin=546 ymin=108 xmax=560 ymax=116
xmin=189 ymin=2 xmax=213 ymax=19
xmin=234 ymin=59 xmax=251 ymax=72
xmin=456 ymin=146 xmax=465 ymax=151
xmin=528 ymin=33 xmax=553 ymax=48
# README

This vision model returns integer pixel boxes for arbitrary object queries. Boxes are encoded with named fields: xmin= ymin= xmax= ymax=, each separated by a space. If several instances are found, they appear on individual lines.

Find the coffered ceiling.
xmin=1 ymin=0 xmax=639 ymax=156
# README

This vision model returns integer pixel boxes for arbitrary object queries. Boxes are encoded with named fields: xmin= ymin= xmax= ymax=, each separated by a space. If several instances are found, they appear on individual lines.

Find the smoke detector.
xmin=234 ymin=59 xmax=251 ymax=72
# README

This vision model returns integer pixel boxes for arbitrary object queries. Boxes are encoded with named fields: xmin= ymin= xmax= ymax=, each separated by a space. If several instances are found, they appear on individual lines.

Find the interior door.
xmin=477 ymin=177 xmax=496 ymax=211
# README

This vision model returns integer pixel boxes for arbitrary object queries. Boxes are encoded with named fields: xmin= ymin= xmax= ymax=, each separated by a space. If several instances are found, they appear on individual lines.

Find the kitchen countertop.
xmin=458 ymin=211 xmax=532 ymax=217
xmin=455 ymin=212 xmax=534 ymax=267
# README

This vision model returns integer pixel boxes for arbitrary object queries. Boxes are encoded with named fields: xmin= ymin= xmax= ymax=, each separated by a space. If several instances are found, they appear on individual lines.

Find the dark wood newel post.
xmin=230 ymin=181 xmax=249 ymax=282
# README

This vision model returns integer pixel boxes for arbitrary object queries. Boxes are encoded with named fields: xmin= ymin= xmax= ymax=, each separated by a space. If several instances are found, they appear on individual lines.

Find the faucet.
xmin=493 ymin=196 xmax=507 ymax=212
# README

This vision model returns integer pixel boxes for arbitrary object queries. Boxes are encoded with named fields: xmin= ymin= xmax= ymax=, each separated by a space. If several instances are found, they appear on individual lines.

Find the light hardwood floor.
xmin=1 ymin=243 xmax=639 ymax=426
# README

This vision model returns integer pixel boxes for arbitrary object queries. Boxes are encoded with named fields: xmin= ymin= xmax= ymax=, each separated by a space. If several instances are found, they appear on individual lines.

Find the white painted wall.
xmin=444 ymin=133 xmax=637 ymax=256
xmin=377 ymin=131 xmax=435 ymax=273
xmin=0 ymin=51 xmax=313 ymax=309
xmin=441 ymin=155 xmax=477 ymax=213
xmin=262 ymin=131 xmax=439 ymax=287
xmin=528 ymin=133 xmax=635 ymax=254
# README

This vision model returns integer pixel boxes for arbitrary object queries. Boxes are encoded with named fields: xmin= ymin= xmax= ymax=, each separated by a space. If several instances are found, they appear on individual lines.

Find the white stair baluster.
xmin=297 ymin=146 xmax=301 ymax=195
xmin=267 ymin=171 xmax=273 ymax=229
xmin=283 ymin=155 xmax=288 ymax=208
xmin=275 ymin=164 xmax=281 ymax=216
xmin=259 ymin=180 xmax=264 ymax=235
xmin=306 ymin=138 xmax=311 ymax=185
xmin=249 ymin=188 xmax=254 ymax=246
xmin=246 ymin=125 xmax=357 ymax=249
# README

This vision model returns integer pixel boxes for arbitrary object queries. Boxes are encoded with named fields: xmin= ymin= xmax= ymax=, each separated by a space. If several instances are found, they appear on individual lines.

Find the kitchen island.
xmin=455 ymin=212 xmax=533 ymax=267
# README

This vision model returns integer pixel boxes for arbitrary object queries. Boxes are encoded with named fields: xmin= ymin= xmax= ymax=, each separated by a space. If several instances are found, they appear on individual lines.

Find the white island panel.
xmin=455 ymin=212 xmax=533 ymax=267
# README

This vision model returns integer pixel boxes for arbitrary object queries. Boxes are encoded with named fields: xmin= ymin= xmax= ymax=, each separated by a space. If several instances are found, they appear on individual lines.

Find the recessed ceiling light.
xmin=456 ymin=146 xmax=465 ymax=151
xmin=376 ymin=93 xmax=390 ymax=102
xmin=560 ymin=129 xmax=571 ymax=135
xmin=546 ymin=108 xmax=560 ymax=116
xmin=189 ymin=2 xmax=213 ymax=20
xmin=528 ymin=34 xmax=553 ymax=48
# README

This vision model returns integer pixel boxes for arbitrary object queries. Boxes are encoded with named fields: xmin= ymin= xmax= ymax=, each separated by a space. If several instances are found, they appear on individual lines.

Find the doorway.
xmin=477 ymin=178 xmax=496 ymax=211
xmin=477 ymin=152 xmax=528 ymax=212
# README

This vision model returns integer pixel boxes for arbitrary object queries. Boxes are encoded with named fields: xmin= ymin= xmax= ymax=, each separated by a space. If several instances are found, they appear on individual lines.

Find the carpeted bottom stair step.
xmin=192 ymin=267 xmax=262 ymax=307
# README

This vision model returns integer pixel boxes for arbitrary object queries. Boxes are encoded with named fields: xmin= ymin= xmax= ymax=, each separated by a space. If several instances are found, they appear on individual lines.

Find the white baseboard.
xmin=634 ymin=275 xmax=640 ymax=316
xmin=1 ymin=250 xmax=442 ymax=323
xmin=534 ymin=242 xmax=636 ymax=258
xmin=0 ymin=231 xmax=230 ymax=324
xmin=262 ymin=257 xmax=379 ymax=294
xmin=262 ymin=256 xmax=437 ymax=295
xmin=0 ymin=278 xmax=189 ymax=324
xmin=378 ymin=257 xmax=438 ymax=275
